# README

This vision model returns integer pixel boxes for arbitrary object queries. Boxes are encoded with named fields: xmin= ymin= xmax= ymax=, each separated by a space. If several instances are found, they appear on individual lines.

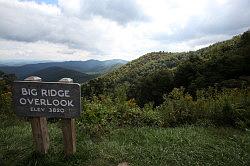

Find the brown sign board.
xmin=12 ymin=81 xmax=81 ymax=118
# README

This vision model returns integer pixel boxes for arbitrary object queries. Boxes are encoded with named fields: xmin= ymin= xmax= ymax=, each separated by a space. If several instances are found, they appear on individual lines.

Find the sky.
xmin=0 ymin=0 xmax=249 ymax=62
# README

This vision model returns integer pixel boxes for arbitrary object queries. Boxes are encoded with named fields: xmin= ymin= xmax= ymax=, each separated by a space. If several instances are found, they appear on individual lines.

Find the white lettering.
xmin=22 ymin=88 xmax=37 ymax=96
xmin=58 ymin=90 xmax=64 ymax=97
xmin=60 ymin=108 xmax=64 ymax=113
xmin=34 ymin=99 xmax=40 ymax=105
xmin=49 ymin=107 xmax=65 ymax=113
xmin=30 ymin=107 xmax=42 ymax=112
xmin=65 ymin=90 xmax=70 ymax=97
xmin=31 ymin=89 xmax=37 ymax=96
xmin=53 ymin=100 xmax=60 ymax=106
xmin=19 ymin=98 xmax=26 ymax=105
xmin=68 ymin=100 xmax=74 ymax=107
xmin=40 ymin=99 xmax=46 ymax=106
xmin=41 ymin=89 xmax=47 ymax=97
xmin=19 ymin=97 xmax=75 ymax=107
xmin=21 ymin=88 xmax=28 ymax=95
xmin=47 ymin=99 xmax=52 ymax=106
xmin=61 ymin=100 xmax=67 ymax=106
xmin=27 ymin=98 xmax=33 ymax=105
xmin=50 ymin=89 xmax=57 ymax=97
xmin=40 ymin=89 xmax=71 ymax=97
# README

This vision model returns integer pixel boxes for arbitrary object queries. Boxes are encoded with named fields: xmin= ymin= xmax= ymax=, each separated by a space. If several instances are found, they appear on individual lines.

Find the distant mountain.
xmin=0 ymin=60 xmax=55 ymax=66
xmin=28 ymin=66 xmax=97 ymax=83
xmin=0 ymin=64 xmax=7 ymax=67
xmin=0 ymin=59 xmax=127 ymax=79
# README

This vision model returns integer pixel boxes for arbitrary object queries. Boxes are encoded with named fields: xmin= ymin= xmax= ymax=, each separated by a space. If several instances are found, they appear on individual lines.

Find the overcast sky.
xmin=0 ymin=0 xmax=249 ymax=61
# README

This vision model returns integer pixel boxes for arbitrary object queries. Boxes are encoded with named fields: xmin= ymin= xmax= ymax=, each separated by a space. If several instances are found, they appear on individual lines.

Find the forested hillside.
xmin=82 ymin=31 xmax=250 ymax=106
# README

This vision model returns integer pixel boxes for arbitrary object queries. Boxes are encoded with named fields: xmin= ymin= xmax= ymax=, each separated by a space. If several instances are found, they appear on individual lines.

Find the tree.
xmin=130 ymin=69 xmax=174 ymax=106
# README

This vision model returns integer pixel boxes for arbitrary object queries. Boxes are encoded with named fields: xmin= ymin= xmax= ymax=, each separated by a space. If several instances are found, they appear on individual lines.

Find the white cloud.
xmin=0 ymin=0 xmax=249 ymax=62
xmin=58 ymin=0 xmax=147 ymax=24
xmin=0 ymin=38 xmax=90 ymax=61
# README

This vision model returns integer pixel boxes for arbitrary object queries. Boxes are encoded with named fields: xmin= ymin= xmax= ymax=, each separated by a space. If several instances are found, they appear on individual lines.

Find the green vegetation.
xmin=0 ymin=31 xmax=250 ymax=165
xmin=0 ymin=71 xmax=15 ymax=120
xmin=0 ymin=117 xmax=249 ymax=166
xmin=79 ymin=86 xmax=250 ymax=131
xmin=82 ymin=31 xmax=250 ymax=106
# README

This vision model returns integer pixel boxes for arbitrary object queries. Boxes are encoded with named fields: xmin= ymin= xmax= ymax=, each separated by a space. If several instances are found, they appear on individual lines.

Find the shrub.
xmin=157 ymin=88 xmax=198 ymax=127
xmin=210 ymin=88 xmax=250 ymax=128
xmin=0 ymin=92 xmax=13 ymax=115
xmin=78 ymin=86 xmax=250 ymax=134
xmin=157 ymin=87 xmax=250 ymax=128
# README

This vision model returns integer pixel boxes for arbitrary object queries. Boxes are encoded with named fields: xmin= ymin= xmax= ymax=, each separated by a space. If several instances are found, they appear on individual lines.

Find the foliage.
xmin=0 ymin=71 xmax=16 ymax=94
xmin=82 ymin=30 xmax=250 ymax=106
xmin=79 ymin=85 xmax=250 ymax=132
xmin=157 ymin=88 xmax=198 ymax=127
xmin=128 ymin=69 xmax=174 ymax=106
xmin=175 ymin=32 xmax=250 ymax=94
xmin=157 ymin=87 xmax=250 ymax=129
xmin=82 ymin=52 xmax=187 ymax=102
xmin=78 ymin=86 xmax=161 ymax=137
xmin=80 ymin=30 xmax=250 ymax=130
xmin=0 ymin=71 xmax=16 ymax=120
xmin=81 ymin=78 xmax=106 ymax=99
xmin=0 ymin=91 xmax=12 ymax=111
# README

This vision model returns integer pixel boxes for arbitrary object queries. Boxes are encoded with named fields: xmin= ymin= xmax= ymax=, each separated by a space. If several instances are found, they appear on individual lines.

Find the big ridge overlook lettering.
xmin=21 ymin=88 xmax=71 ymax=97
xmin=19 ymin=88 xmax=74 ymax=107
xmin=13 ymin=81 xmax=81 ymax=118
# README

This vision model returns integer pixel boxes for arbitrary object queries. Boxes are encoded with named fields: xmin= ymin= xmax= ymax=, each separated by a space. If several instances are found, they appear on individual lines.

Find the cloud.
xmin=0 ymin=0 xmax=249 ymax=62
xmin=58 ymin=0 xmax=147 ymax=24
xmin=0 ymin=0 xmax=121 ymax=54
xmin=0 ymin=38 xmax=90 ymax=61
xmin=0 ymin=0 xmax=60 ymax=42
xmin=152 ymin=0 xmax=250 ymax=45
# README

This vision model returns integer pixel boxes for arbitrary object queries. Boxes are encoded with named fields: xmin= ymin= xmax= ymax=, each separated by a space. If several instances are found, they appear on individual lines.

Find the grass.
xmin=0 ymin=118 xmax=249 ymax=166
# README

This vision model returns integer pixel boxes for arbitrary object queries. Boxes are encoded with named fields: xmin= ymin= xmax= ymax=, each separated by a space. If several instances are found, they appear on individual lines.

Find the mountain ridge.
xmin=0 ymin=59 xmax=127 ymax=79
xmin=82 ymin=30 xmax=250 ymax=106
xmin=28 ymin=66 xmax=97 ymax=83
xmin=101 ymin=31 xmax=250 ymax=85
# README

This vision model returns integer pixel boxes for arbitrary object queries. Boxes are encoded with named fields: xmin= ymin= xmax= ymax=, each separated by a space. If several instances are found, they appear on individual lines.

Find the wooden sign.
xmin=13 ymin=81 xmax=81 ymax=118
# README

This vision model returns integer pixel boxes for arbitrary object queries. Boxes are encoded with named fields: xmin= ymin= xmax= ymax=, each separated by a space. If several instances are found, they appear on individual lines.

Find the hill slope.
xmin=83 ymin=31 xmax=250 ymax=105
xmin=103 ymin=31 xmax=249 ymax=86
xmin=28 ymin=66 xmax=97 ymax=83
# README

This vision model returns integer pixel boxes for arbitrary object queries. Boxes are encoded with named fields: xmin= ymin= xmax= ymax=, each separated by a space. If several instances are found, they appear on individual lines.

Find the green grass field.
xmin=0 ymin=118 xmax=249 ymax=166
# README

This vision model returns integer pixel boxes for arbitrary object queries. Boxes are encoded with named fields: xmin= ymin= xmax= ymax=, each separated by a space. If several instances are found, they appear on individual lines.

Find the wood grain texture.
xmin=31 ymin=117 xmax=49 ymax=154
xmin=24 ymin=76 xmax=49 ymax=154
xmin=62 ymin=118 xmax=76 ymax=156
xmin=59 ymin=78 xmax=77 ymax=156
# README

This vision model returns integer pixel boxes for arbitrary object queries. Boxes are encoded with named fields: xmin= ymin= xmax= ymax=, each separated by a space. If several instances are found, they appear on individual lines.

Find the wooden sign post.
xmin=59 ymin=78 xmax=76 ymax=156
xmin=25 ymin=76 xmax=49 ymax=154
xmin=12 ymin=76 xmax=81 ymax=156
